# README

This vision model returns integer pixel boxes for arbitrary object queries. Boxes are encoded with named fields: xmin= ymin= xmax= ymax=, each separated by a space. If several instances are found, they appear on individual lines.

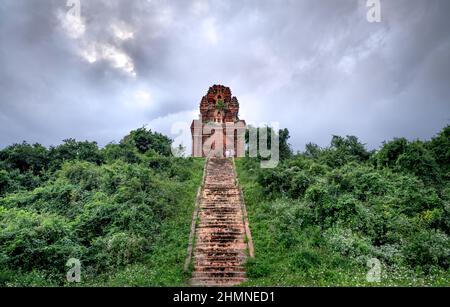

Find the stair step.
xmin=195 ymin=264 xmax=245 ymax=269
xmin=195 ymin=257 xmax=246 ymax=263
xmin=197 ymin=231 xmax=244 ymax=236
xmin=192 ymin=271 xmax=246 ymax=278
xmin=199 ymin=215 xmax=242 ymax=220
xmin=197 ymin=234 xmax=243 ymax=239
xmin=199 ymin=207 xmax=240 ymax=212
xmin=195 ymin=242 xmax=248 ymax=249
xmin=197 ymin=240 xmax=244 ymax=245
xmin=198 ymin=224 xmax=244 ymax=229
xmin=194 ymin=249 xmax=247 ymax=256
xmin=195 ymin=266 xmax=246 ymax=273
xmin=190 ymin=278 xmax=247 ymax=287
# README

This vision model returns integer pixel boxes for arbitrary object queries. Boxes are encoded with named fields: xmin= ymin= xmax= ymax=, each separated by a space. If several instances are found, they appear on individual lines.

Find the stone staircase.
xmin=189 ymin=158 xmax=253 ymax=287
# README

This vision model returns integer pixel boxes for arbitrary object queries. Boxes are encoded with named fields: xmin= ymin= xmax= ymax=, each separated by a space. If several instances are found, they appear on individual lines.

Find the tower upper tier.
xmin=199 ymin=85 xmax=240 ymax=123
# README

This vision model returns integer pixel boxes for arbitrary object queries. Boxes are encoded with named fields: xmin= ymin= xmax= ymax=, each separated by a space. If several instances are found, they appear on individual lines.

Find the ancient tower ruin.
xmin=191 ymin=85 xmax=246 ymax=158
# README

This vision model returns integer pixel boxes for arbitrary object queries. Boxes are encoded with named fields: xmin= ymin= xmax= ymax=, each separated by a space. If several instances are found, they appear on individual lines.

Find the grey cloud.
xmin=0 ymin=0 xmax=449 ymax=151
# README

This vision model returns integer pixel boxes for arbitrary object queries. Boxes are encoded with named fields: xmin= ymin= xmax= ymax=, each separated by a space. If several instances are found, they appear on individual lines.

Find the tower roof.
xmin=198 ymin=85 xmax=240 ymax=123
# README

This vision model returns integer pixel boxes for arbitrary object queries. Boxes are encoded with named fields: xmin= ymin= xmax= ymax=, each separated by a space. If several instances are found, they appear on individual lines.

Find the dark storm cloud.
xmin=0 ymin=0 xmax=449 ymax=151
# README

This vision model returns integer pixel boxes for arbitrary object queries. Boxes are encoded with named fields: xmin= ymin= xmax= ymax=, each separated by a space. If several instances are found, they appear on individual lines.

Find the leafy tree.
xmin=0 ymin=142 xmax=49 ymax=175
xmin=374 ymin=138 xmax=409 ymax=168
xmin=48 ymin=139 xmax=104 ymax=169
xmin=396 ymin=141 xmax=441 ymax=185
xmin=103 ymin=143 xmax=141 ymax=164
xmin=330 ymin=135 xmax=370 ymax=161
xmin=279 ymin=128 xmax=293 ymax=161
xmin=304 ymin=143 xmax=321 ymax=159
xmin=245 ymin=126 xmax=293 ymax=161
xmin=375 ymin=138 xmax=441 ymax=185
xmin=0 ymin=170 xmax=9 ymax=195
xmin=428 ymin=125 xmax=450 ymax=175
xmin=300 ymin=136 xmax=371 ymax=167
xmin=121 ymin=127 xmax=173 ymax=156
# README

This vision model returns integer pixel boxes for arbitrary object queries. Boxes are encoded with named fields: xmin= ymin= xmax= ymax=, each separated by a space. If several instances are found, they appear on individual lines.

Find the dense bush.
xmin=48 ymin=139 xmax=104 ymax=171
xmin=121 ymin=127 xmax=173 ymax=156
xmin=374 ymin=139 xmax=441 ymax=184
xmin=403 ymin=229 xmax=449 ymax=271
xmin=0 ymin=207 xmax=84 ymax=276
xmin=0 ymin=142 xmax=49 ymax=175
xmin=238 ymin=126 xmax=450 ymax=285
xmin=305 ymin=135 xmax=371 ymax=168
xmin=0 ymin=128 xmax=204 ymax=286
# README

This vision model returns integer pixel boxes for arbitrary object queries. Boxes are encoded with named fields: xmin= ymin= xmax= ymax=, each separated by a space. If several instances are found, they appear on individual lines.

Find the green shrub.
xmin=73 ymin=200 xmax=118 ymax=243
xmin=1 ymin=270 xmax=55 ymax=287
xmin=0 ymin=207 xmax=84 ymax=276
xmin=292 ymin=249 xmax=322 ymax=271
xmin=0 ymin=170 xmax=10 ymax=196
xmin=89 ymin=232 xmax=148 ymax=270
xmin=317 ymin=135 xmax=371 ymax=168
xmin=103 ymin=143 xmax=141 ymax=164
xmin=268 ymin=199 xmax=314 ymax=247
xmin=289 ymin=171 xmax=313 ymax=198
xmin=403 ymin=229 xmax=450 ymax=271
xmin=323 ymin=227 xmax=374 ymax=264
xmin=428 ymin=125 xmax=450 ymax=174
xmin=246 ymin=257 xmax=271 ymax=278
xmin=58 ymin=161 xmax=102 ymax=191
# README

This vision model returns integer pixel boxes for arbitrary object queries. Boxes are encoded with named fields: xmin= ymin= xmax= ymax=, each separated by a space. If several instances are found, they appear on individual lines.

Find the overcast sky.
xmin=1 ymin=0 xmax=449 ymax=152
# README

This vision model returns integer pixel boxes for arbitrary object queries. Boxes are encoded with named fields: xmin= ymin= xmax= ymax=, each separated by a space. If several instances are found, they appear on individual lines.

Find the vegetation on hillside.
xmin=236 ymin=126 xmax=450 ymax=286
xmin=1 ymin=124 xmax=448 ymax=287
xmin=0 ymin=128 xmax=204 ymax=286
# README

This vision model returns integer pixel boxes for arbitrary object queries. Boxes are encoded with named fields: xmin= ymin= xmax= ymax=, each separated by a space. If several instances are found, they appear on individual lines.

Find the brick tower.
xmin=191 ymin=85 xmax=246 ymax=157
